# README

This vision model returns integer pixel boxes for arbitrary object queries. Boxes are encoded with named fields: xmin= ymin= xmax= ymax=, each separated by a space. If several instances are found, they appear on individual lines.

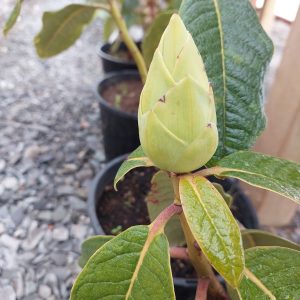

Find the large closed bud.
xmin=138 ymin=14 xmax=218 ymax=173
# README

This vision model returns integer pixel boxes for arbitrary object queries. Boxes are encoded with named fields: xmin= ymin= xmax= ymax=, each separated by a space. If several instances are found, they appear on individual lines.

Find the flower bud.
xmin=138 ymin=14 xmax=218 ymax=173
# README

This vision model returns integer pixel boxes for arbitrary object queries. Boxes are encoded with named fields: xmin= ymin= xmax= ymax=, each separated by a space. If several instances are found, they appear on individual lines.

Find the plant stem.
xmin=89 ymin=3 xmax=110 ymax=11
xmin=196 ymin=278 xmax=210 ymax=300
xmin=170 ymin=175 xmax=227 ymax=299
xmin=109 ymin=0 xmax=148 ymax=83
xmin=169 ymin=247 xmax=189 ymax=260
xmin=151 ymin=203 xmax=182 ymax=235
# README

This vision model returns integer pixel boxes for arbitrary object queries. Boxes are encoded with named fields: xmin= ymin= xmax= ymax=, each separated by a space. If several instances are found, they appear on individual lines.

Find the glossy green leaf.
xmin=180 ymin=0 xmax=273 ymax=164
xmin=238 ymin=247 xmax=300 ymax=299
xmin=146 ymin=171 xmax=185 ymax=246
xmin=142 ymin=11 xmax=174 ymax=68
xmin=3 ymin=0 xmax=23 ymax=36
xmin=78 ymin=235 xmax=113 ymax=268
xmin=242 ymin=229 xmax=300 ymax=251
xmin=179 ymin=175 xmax=244 ymax=287
xmin=34 ymin=4 xmax=97 ymax=58
xmin=71 ymin=225 xmax=175 ymax=300
xmin=215 ymin=151 xmax=300 ymax=203
xmin=114 ymin=146 xmax=154 ymax=190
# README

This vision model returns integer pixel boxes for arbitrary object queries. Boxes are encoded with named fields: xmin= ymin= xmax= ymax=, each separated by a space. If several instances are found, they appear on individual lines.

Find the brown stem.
xmin=196 ymin=278 xmax=210 ymax=300
xmin=109 ymin=0 xmax=148 ymax=83
xmin=170 ymin=247 xmax=189 ymax=260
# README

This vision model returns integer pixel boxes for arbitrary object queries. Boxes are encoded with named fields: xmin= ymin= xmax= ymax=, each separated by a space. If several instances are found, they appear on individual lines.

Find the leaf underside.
xmin=217 ymin=151 xmax=300 ymax=203
xmin=238 ymin=247 xmax=300 ymax=299
xmin=180 ymin=0 xmax=273 ymax=165
xmin=34 ymin=4 xmax=97 ymax=58
xmin=146 ymin=171 xmax=185 ymax=246
xmin=71 ymin=225 xmax=175 ymax=300
xmin=114 ymin=146 xmax=154 ymax=189
xmin=242 ymin=229 xmax=300 ymax=251
xmin=179 ymin=175 xmax=244 ymax=287
xmin=78 ymin=235 xmax=113 ymax=268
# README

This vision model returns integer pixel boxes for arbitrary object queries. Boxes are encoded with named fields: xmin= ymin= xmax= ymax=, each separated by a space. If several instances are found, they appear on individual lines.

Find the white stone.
xmin=38 ymin=285 xmax=52 ymax=299
xmin=0 ymin=222 xmax=5 ymax=234
xmin=0 ymin=234 xmax=20 ymax=251
xmin=1 ymin=177 xmax=19 ymax=190
xmin=52 ymin=227 xmax=69 ymax=241
xmin=0 ymin=286 xmax=16 ymax=300
xmin=0 ymin=159 xmax=6 ymax=172
xmin=71 ymin=224 xmax=87 ymax=240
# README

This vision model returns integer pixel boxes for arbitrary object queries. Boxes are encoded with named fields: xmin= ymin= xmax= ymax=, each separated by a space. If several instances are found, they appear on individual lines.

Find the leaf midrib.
xmin=211 ymin=0 xmax=226 ymax=157
xmin=185 ymin=177 xmax=237 ymax=282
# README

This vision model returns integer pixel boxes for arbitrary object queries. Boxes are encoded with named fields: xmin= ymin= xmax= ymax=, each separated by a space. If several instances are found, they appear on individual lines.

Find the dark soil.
xmin=101 ymin=78 xmax=143 ymax=114
xmin=97 ymin=167 xmax=197 ymax=279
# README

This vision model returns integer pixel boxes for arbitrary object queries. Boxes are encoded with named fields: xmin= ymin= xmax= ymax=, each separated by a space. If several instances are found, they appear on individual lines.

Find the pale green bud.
xmin=138 ymin=14 xmax=218 ymax=173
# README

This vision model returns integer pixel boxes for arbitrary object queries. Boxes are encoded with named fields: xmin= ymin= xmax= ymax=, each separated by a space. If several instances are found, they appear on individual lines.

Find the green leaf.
xmin=3 ymin=0 xmax=23 ymax=36
xmin=215 ymin=151 xmax=300 ymax=203
xmin=78 ymin=235 xmax=113 ymax=268
xmin=212 ymin=182 xmax=233 ymax=207
xmin=142 ymin=11 xmax=174 ymax=68
xmin=103 ymin=16 xmax=116 ymax=41
xmin=242 ymin=229 xmax=300 ymax=251
xmin=114 ymin=146 xmax=154 ymax=190
xmin=179 ymin=175 xmax=244 ymax=287
xmin=71 ymin=225 xmax=175 ymax=300
xmin=180 ymin=0 xmax=273 ymax=164
xmin=34 ymin=4 xmax=97 ymax=58
xmin=146 ymin=171 xmax=185 ymax=246
xmin=238 ymin=247 xmax=300 ymax=299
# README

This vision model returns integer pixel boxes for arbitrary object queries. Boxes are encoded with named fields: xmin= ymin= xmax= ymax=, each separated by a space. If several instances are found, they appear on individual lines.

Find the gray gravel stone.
xmin=0 ymin=286 xmax=16 ymax=300
xmin=52 ymin=227 xmax=69 ymax=241
xmin=38 ymin=285 xmax=52 ymax=299
xmin=1 ymin=176 xmax=19 ymax=190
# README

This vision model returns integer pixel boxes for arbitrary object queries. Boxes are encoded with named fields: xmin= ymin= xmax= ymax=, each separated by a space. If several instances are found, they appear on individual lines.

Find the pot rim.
xmin=98 ymin=43 xmax=137 ymax=66
xmin=96 ymin=70 xmax=141 ymax=120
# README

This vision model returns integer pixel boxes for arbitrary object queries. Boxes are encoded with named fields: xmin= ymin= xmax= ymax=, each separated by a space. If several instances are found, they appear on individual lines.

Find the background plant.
xmin=70 ymin=8 xmax=300 ymax=300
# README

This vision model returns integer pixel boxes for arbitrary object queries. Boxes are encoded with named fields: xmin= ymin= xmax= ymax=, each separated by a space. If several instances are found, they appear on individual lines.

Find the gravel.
xmin=1 ymin=0 xmax=104 ymax=299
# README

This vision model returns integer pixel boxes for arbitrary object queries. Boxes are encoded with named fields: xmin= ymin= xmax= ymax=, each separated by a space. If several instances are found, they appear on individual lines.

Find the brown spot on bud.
xmin=159 ymin=95 xmax=166 ymax=103
xmin=207 ymin=123 xmax=212 ymax=128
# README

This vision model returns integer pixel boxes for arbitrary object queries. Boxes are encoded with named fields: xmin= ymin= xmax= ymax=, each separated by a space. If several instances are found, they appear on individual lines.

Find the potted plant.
xmin=70 ymin=11 xmax=300 ymax=300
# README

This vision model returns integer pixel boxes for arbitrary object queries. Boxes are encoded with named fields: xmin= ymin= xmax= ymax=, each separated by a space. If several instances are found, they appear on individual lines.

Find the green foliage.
xmin=114 ymin=146 xmax=154 ymax=190
xmin=3 ymin=0 xmax=23 ymax=36
xmin=179 ymin=175 xmax=244 ymax=287
xmin=142 ymin=11 xmax=174 ymax=67
xmin=180 ymin=0 xmax=273 ymax=165
xmin=78 ymin=235 xmax=113 ymax=268
xmin=216 ymin=151 xmax=300 ymax=203
xmin=146 ymin=171 xmax=185 ymax=246
xmin=238 ymin=247 xmax=300 ymax=299
xmin=242 ymin=229 xmax=300 ymax=251
xmin=34 ymin=4 xmax=97 ymax=58
xmin=71 ymin=226 xmax=175 ymax=300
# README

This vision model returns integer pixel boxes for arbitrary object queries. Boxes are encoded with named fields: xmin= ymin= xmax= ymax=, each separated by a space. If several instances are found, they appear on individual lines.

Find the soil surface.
xmin=101 ymin=78 xmax=143 ymax=113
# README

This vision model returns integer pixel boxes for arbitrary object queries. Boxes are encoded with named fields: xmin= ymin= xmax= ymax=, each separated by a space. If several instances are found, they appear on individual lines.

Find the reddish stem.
xmin=170 ymin=247 xmax=189 ymax=260
xmin=151 ymin=203 xmax=182 ymax=234
xmin=195 ymin=278 xmax=210 ymax=300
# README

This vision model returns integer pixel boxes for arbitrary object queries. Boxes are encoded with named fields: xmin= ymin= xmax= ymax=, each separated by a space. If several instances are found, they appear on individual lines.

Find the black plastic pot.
xmin=97 ymin=71 xmax=140 ymax=161
xmin=88 ymin=155 xmax=259 ymax=298
xmin=99 ymin=42 xmax=137 ymax=73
